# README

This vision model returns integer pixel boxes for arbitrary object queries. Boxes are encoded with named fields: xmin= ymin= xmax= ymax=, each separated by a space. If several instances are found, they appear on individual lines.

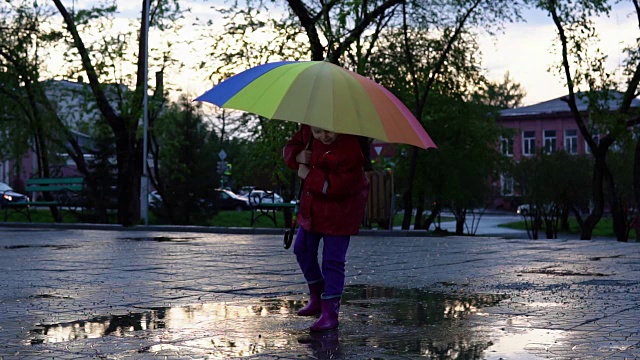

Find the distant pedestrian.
xmin=283 ymin=125 xmax=369 ymax=331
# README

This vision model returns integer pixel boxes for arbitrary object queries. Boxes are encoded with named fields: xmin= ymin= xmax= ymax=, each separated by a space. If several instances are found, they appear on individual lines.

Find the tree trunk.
xmin=82 ymin=174 xmax=109 ymax=223
xmin=33 ymin=129 xmax=63 ymax=222
xmin=580 ymin=156 xmax=607 ymax=239
xmin=359 ymin=137 xmax=372 ymax=172
xmin=572 ymin=206 xmax=584 ymax=230
xmin=115 ymin=133 xmax=141 ymax=226
xmin=523 ymin=214 xmax=540 ymax=240
xmin=560 ymin=204 xmax=570 ymax=232
xmin=603 ymin=161 xmax=628 ymax=242
xmin=402 ymin=148 xmax=419 ymax=229
xmin=421 ymin=200 xmax=441 ymax=230
xmin=634 ymin=138 xmax=640 ymax=242
xmin=455 ymin=207 xmax=465 ymax=235
xmin=53 ymin=0 xmax=147 ymax=226
xmin=610 ymin=202 xmax=629 ymax=242
xmin=544 ymin=217 xmax=558 ymax=239
xmin=413 ymin=190 xmax=426 ymax=229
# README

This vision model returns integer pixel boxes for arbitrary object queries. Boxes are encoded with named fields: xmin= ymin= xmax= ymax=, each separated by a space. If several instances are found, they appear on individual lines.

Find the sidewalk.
xmin=0 ymin=224 xmax=638 ymax=359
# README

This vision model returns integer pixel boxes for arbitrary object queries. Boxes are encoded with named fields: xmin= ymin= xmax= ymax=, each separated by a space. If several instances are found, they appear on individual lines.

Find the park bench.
xmin=249 ymin=190 xmax=295 ymax=227
xmin=3 ymin=177 xmax=85 ymax=222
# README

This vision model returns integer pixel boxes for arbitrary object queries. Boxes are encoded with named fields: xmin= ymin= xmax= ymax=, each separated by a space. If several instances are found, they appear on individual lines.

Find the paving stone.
xmin=0 ymin=227 xmax=639 ymax=359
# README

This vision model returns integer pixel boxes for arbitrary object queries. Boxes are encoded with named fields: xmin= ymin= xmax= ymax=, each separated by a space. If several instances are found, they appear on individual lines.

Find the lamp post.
xmin=140 ymin=0 xmax=150 ymax=225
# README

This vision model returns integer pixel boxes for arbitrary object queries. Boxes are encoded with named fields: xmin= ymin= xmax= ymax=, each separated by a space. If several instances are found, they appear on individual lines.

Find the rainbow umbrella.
xmin=195 ymin=60 xmax=436 ymax=150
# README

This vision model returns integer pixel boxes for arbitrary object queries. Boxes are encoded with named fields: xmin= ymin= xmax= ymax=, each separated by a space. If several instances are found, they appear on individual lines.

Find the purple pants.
xmin=293 ymin=228 xmax=350 ymax=299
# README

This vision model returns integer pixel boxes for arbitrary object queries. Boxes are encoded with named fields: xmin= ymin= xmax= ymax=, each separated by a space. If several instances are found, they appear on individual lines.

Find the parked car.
xmin=0 ymin=182 xmax=29 ymax=208
xmin=516 ymin=204 xmax=529 ymax=215
xmin=247 ymin=189 xmax=284 ymax=205
xmin=148 ymin=191 xmax=163 ymax=209
xmin=147 ymin=189 xmax=250 ymax=211
xmin=215 ymin=188 xmax=250 ymax=211
xmin=237 ymin=186 xmax=255 ymax=196
xmin=516 ymin=203 xmax=555 ymax=216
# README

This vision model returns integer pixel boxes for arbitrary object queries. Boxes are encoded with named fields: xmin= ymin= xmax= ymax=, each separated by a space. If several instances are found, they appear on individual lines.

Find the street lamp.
xmin=140 ymin=0 xmax=150 ymax=225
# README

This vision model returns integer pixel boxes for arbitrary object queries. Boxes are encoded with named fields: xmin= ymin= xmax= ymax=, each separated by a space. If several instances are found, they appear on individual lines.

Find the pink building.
xmin=494 ymin=91 xmax=640 ymax=209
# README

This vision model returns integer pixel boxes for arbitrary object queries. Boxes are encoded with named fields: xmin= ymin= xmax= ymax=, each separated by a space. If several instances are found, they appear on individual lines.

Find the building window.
xmin=500 ymin=136 xmax=513 ymax=156
xmin=543 ymin=130 xmax=556 ymax=154
xmin=522 ymin=131 xmax=535 ymax=156
xmin=564 ymin=129 xmax=578 ymax=154
xmin=501 ymin=174 xmax=514 ymax=196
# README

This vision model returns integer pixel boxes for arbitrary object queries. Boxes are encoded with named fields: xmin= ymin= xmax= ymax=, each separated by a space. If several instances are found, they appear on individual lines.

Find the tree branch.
xmin=330 ymin=0 xmax=402 ymax=63
xmin=52 ymin=0 xmax=120 ymax=129
xmin=549 ymin=0 xmax=598 ymax=154
xmin=286 ymin=0 xmax=324 ymax=60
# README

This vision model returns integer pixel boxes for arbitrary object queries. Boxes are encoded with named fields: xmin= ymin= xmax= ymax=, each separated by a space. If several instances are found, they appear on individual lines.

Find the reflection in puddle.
xmin=28 ymin=299 xmax=303 ymax=345
xmin=141 ymin=336 xmax=273 ymax=357
xmin=27 ymin=285 xmax=515 ymax=359
xmin=484 ymin=328 xmax=563 ymax=360
xmin=344 ymin=284 xmax=507 ymax=324
xmin=342 ymin=285 xmax=510 ymax=358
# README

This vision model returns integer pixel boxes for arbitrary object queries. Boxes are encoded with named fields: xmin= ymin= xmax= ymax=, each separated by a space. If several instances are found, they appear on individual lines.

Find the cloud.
xmin=479 ymin=4 xmax=637 ymax=106
xmin=479 ymin=22 xmax=564 ymax=106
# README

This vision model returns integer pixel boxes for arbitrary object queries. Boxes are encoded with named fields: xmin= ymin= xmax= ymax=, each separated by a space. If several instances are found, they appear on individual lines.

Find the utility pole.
xmin=140 ymin=0 xmax=150 ymax=225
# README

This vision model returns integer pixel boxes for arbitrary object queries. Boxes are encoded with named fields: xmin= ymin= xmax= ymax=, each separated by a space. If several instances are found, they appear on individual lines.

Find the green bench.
xmin=249 ymin=191 xmax=295 ymax=226
xmin=250 ymin=201 xmax=296 ymax=227
xmin=3 ymin=177 xmax=85 ymax=222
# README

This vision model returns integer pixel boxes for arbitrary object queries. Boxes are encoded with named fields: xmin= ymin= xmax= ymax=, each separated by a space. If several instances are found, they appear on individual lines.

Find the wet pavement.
xmin=0 ymin=225 xmax=639 ymax=359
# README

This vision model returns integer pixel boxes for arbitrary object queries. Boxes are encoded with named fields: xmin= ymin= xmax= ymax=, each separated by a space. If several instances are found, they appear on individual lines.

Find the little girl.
xmin=283 ymin=125 xmax=369 ymax=331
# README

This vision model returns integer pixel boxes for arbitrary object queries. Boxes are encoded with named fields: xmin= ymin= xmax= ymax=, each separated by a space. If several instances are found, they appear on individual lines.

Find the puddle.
xmin=589 ymin=254 xmax=623 ymax=261
xmin=577 ymin=279 xmax=639 ymax=287
xmin=484 ymin=328 xmax=563 ymax=360
xmin=118 ymin=236 xmax=199 ymax=242
xmin=3 ymin=244 xmax=79 ymax=250
xmin=26 ymin=285 xmax=521 ymax=359
xmin=28 ymin=294 xmax=74 ymax=300
xmin=339 ymin=285 xmax=511 ymax=358
xmin=520 ymin=268 xmax=608 ymax=277
xmin=27 ymin=299 xmax=305 ymax=345
xmin=343 ymin=284 xmax=508 ymax=325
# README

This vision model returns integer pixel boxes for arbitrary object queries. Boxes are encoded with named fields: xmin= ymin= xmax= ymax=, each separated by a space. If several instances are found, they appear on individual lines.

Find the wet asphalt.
xmin=0 ymin=223 xmax=638 ymax=359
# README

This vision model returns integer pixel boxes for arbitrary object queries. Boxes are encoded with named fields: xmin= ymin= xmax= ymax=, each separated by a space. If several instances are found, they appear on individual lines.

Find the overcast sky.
xmin=479 ymin=3 xmax=636 ymax=105
xmin=61 ymin=0 xmax=637 ymax=107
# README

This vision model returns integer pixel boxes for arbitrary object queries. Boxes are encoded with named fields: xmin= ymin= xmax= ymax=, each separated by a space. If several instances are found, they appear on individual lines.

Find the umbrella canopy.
xmin=196 ymin=61 xmax=436 ymax=149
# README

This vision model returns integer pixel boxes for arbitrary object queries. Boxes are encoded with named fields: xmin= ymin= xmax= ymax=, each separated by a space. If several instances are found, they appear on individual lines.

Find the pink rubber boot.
xmin=297 ymin=281 xmax=324 ymax=316
xmin=310 ymin=297 xmax=340 ymax=331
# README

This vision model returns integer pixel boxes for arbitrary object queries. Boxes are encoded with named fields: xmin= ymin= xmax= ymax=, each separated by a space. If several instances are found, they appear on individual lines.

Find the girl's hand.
xmin=298 ymin=164 xmax=310 ymax=179
xmin=295 ymin=150 xmax=312 ymax=164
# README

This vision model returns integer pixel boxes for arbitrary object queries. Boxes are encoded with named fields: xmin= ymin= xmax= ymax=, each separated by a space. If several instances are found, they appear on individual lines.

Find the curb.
xmin=0 ymin=221 xmax=435 ymax=237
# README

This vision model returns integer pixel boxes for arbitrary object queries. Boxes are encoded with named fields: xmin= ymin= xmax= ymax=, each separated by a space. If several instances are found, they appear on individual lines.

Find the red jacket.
xmin=283 ymin=126 xmax=369 ymax=235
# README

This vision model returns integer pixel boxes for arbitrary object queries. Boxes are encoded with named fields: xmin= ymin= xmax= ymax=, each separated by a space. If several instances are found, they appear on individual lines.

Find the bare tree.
xmin=541 ymin=0 xmax=640 ymax=240
xmin=51 ymin=0 xmax=182 ymax=225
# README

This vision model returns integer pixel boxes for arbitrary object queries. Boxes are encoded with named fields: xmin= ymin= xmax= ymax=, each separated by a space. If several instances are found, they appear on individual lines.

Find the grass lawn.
xmin=2 ymin=207 xmax=455 ymax=230
xmin=2 ymin=207 xmax=285 ymax=228
xmin=207 ymin=210 xmax=288 ymax=228
xmin=498 ymin=216 xmax=631 ymax=238
xmin=2 ymin=208 xmax=89 ymax=223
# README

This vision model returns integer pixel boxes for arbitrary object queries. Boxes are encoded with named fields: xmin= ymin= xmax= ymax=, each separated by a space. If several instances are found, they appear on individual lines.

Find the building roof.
xmin=499 ymin=91 xmax=640 ymax=117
